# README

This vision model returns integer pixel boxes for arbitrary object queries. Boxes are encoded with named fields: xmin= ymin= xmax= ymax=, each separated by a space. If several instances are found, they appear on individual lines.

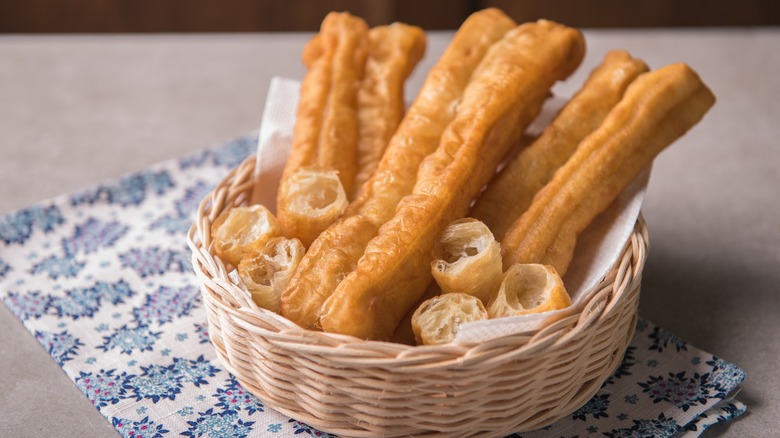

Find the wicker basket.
xmin=187 ymin=156 xmax=649 ymax=437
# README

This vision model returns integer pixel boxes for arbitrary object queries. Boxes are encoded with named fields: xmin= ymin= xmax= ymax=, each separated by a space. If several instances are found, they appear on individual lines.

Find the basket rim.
xmin=187 ymin=156 xmax=649 ymax=367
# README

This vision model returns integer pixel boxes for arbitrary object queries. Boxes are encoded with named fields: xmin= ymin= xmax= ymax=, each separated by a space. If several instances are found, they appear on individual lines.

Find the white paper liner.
xmin=249 ymin=77 xmax=300 ymax=211
xmin=251 ymin=77 xmax=649 ymax=343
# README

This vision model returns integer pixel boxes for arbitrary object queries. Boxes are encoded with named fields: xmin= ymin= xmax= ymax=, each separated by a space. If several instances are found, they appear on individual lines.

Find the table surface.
xmin=1 ymin=28 xmax=778 ymax=437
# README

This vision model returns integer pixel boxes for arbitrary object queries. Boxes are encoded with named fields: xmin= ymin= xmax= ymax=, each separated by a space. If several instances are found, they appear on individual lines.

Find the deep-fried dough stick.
xmin=472 ymin=50 xmax=648 ymax=240
xmin=353 ymin=23 xmax=427 ymax=198
xmin=281 ymin=8 xmax=516 ymax=330
xmin=502 ymin=63 xmax=716 ymax=275
xmin=276 ymin=12 xmax=369 ymax=247
xmin=320 ymin=20 xmax=586 ymax=340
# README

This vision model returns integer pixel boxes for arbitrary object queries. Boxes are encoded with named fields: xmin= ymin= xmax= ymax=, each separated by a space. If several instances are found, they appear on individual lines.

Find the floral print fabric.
xmin=1 ymin=135 xmax=745 ymax=437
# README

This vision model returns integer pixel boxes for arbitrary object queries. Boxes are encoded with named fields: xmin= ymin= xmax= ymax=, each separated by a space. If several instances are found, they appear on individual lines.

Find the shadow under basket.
xmin=187 ymin=156 xmax=649 ymax=437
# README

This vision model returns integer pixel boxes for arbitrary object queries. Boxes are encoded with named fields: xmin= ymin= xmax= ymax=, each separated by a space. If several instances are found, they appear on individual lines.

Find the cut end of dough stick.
xmin=210 ymin=204 xmax=281 ymax=268
xmin=276 ymin=167 xmax=348 ymax=247
xmin=431 ymin=218 xmax=503 ymax=305
xmin=488 ymin=263 xmax=571 ymax=318
xmin=238 ymin=237 xmax=306 ymax=314
xmin=412 ymin=293 xmax=488 ymax=345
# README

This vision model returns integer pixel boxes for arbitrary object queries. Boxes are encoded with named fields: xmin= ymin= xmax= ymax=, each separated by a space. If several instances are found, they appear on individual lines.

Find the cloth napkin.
xmin=0 ymin=134 xmax=746 ymax=437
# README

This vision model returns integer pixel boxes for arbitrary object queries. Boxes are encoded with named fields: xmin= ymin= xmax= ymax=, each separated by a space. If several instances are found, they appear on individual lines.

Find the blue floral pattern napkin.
xmin=1 ymin=135 xmax=746 ymax=437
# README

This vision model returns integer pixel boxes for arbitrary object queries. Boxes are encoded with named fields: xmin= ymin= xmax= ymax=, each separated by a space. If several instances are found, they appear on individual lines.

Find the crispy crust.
xmin=472 ymin=50 xmax=649 ymax=240
xmin=280 ymin=8 xmax=517 ymax=330
xmin=502 ymin=63 xmax=716 ymax=275
xmin=276 ymin=12 xmax=369 ymax=243
xmin=353 ymin=23 xmax=427 ymax=198
xmin=320 ymin=20 xmax=586 ymax=340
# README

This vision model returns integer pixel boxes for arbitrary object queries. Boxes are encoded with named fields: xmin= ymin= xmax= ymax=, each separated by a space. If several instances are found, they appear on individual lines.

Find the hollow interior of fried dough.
xmin=503 ymin=264 xmax=549 ymax=310
xmin=413 ymin=293 xmax=487 ymax=344
xmin=239 ymin=237 xmax=304 ymax=294
xmin=243 ymin=260 xmax=276 ymax=287
xmin=218 ymin=206 xmax=275 ymax=247
xmin=287 ymin=168 xmax=347 ymax=216
xmin=437 ymin=222 xmax=493 ymax=267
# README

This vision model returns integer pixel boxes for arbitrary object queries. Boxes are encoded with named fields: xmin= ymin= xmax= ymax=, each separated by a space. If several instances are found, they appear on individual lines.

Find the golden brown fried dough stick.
xmin=276 ymin=12 xmax=369 ymax=247
xmin=472 ymin=50 xmax=648 ymax=241
xmin=280 ymin=8 xmax=517 ymax=330
xmin=502 ymin=63 xmax=716 ymax=276
xmin=353 ymin=23 xmax=427 ymax=198
xmin=320 ymin=20 xmax=586 ymax=340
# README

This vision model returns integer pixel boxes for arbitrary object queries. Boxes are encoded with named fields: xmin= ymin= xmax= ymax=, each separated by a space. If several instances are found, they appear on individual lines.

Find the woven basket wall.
xmin=187 ymin=156 xmax=649 ymax=437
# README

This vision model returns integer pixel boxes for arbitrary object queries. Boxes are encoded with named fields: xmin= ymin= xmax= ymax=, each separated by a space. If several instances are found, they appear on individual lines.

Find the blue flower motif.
xmin=194 ymin=323 xmax=210 ymax=344
xmin=586 ymin=425 xmax=598 ymax=433
xmin=183 ymin=409 xmax=255 ymax=438
xmin=3 ymin=291 xmax=50 ymax=320
xmin=176 ymin=181 xmax=213 ymax=217
xmin=30 ymin=255 xmax=85 ymax=279
xmin=179 ymin=151 xmax=209 ymax=169
xmin=214 ymin=376 xmax=263 ymax=415
xmin=287 ymin=419 xmax=336 ymax=437
xmin=172 ymin=355 xmax=220 ymax=388
xmin=706 ymin=356 xmax=747 ymax=393
xmin=639 ymin=371 xmax=713 ymax=411
xmin=603 ymin=346 xmax=637 ymax=386
xmin=35 ymin=330 xmax=85 ymax=366
xmin=209 ymin=137 xmax=256 ymax=168
xmin=99 ymin=325 xmax=161 ymax=355
xmin=92 ymin=279 xmax=136 ymax=305
xmin=49 ymin=292 xmax=101 ymax=320
xmin=648 ymin=326 xmax=688 ymax=353
xmin=150 ymin=214 xmax=193 ymax=235
xmin=45 ymin=280 xmax=136 ymax=320
xmin=0 ymin=204 xmax=64 ymax=245
xmin=112 ymin=416 xmax=170 ymax=438
xmin=168 ymin=249 xmax=193 ymax=273
xmin=126 ymin=364 xmax=183 ymax=403
xmin=715 ymin=402 xmax=747 ymax=423
xmin=178 ymin=406 xmax=195 ymax=417
xmin=0 ymin=257 xmax=11 ymax=279
xmin=150 ymin=181 xmax=213 ymax=235
xmin=571 ymin=393 xmax=609 ymax=421
xmin=0 ymin=209 xmax=32 ymax=244
xmin=104 ymin=174 xmax=156 ymax=206
xmin=62 ymin=218 xmax=129 ymax=256
xmin=604 ymin=412 xmax=679 ymax=438
xmin=28 ymin=204 xmax=66 ymax=233
xmin=76 ymin=369 xmax=133 ymax=408
xmin=267 ymin=424 xmax=282 ymax=433
xmin=119 ymin=247 xmax=191 ymax=278
xmin=133 ymin=285 xmax=199 ymax=326
xmin=70 ymin=170 xmax=175 ymax=207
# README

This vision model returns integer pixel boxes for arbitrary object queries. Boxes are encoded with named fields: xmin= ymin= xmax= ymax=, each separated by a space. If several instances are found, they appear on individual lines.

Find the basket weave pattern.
xmin=187 ymin=156 xmax=649 ymax=437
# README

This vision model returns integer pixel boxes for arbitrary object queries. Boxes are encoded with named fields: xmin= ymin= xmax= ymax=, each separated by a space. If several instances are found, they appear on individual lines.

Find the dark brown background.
xmin=1 ymin=0 xmax=778 ymax=32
